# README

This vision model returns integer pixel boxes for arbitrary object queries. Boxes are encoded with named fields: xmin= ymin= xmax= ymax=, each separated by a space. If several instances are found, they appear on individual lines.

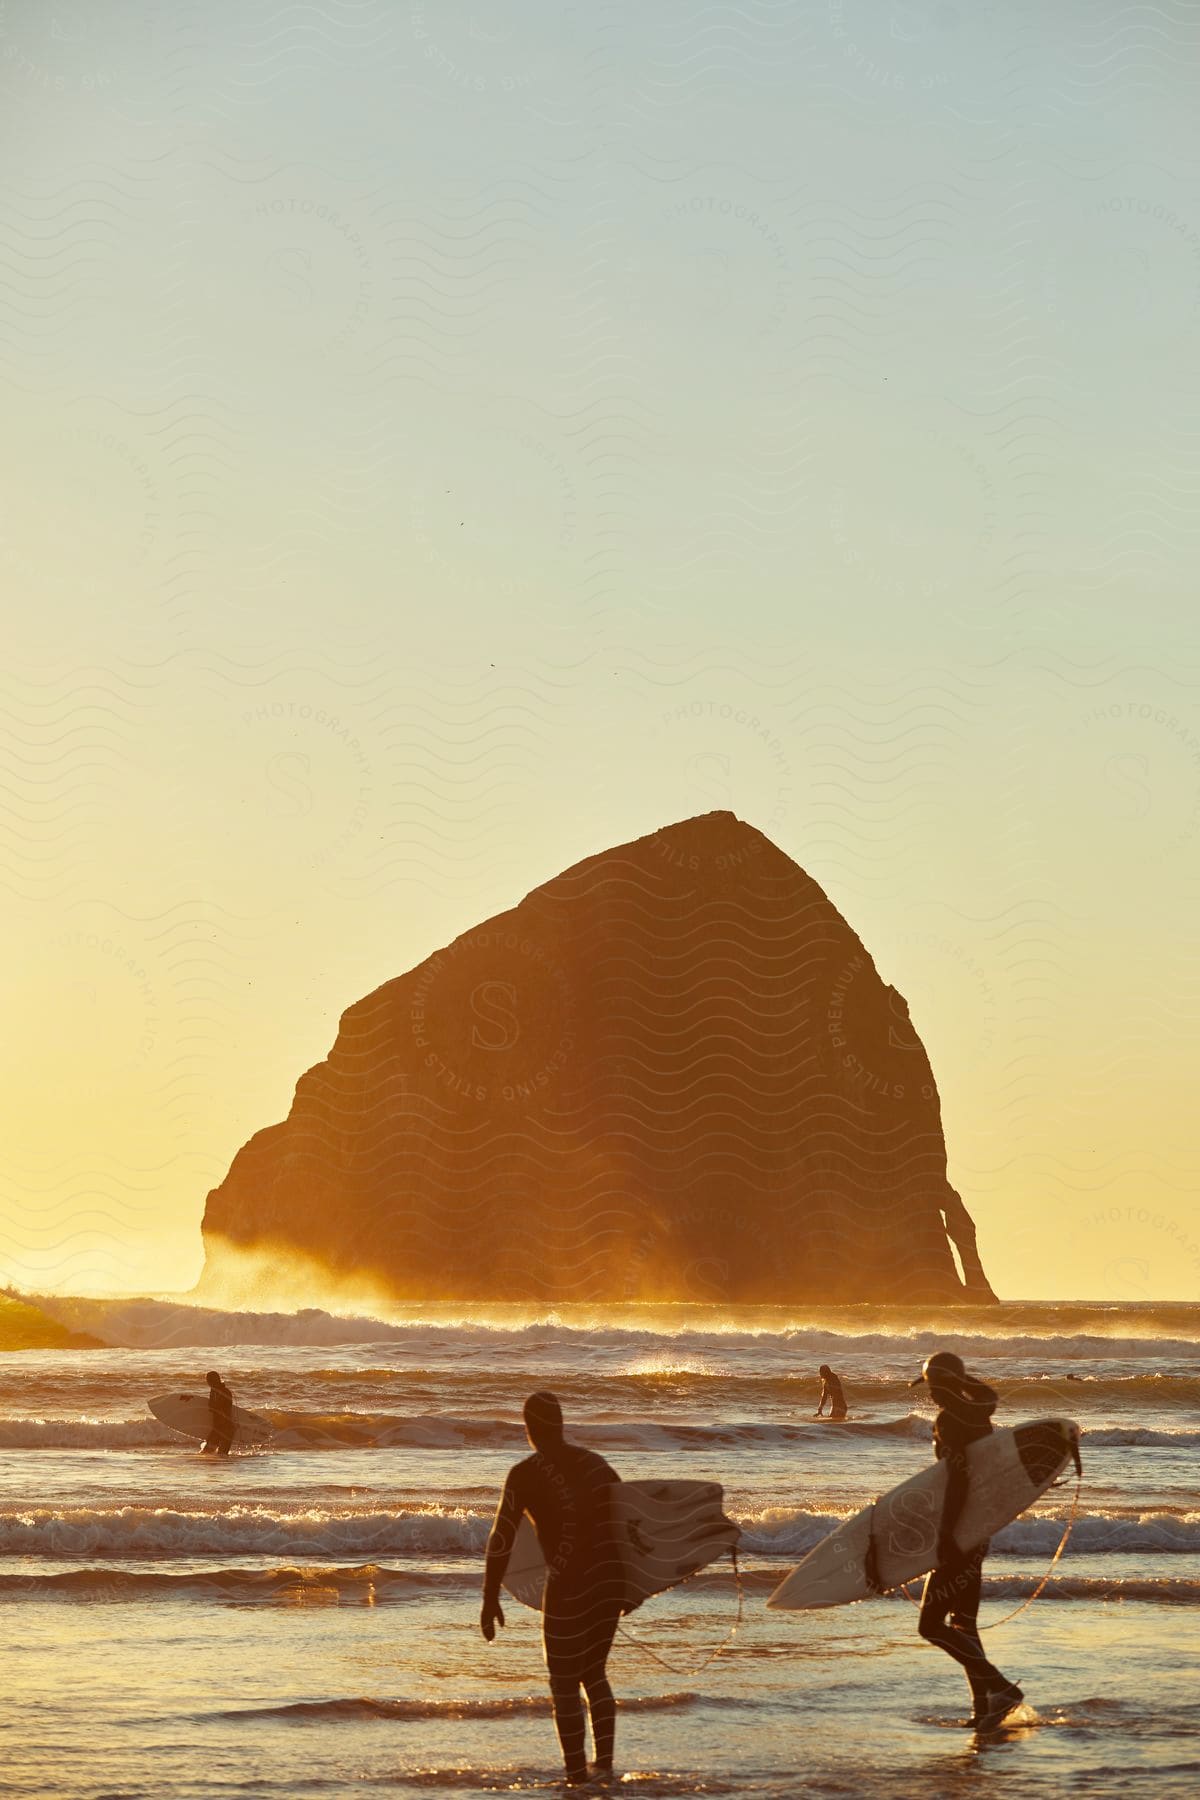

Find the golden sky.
xmin=1 ymin=6 xmax=1198 ymax=1301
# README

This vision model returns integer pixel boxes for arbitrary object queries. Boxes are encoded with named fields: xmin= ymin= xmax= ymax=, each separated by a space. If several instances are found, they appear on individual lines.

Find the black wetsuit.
xmin=918 ymin=1375 xmax=1007 ymax=1703
xmin=816 ymin=1372 xmax=847 ymax=1420
xmin=484 ymin=1442 xmax=624 ymax=1778
xmin=202 ymin=1381 xmax=234 ymax=1456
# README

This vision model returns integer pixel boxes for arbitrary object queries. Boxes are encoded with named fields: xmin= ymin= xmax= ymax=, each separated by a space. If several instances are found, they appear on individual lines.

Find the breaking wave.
xmin=0 ymin=1505 xmax=494 ymax=1559
xmin=3 ymin=1503 xmax=1197 ymax=1560
xmin=0 ymin=1417 xmax=178 ymax=1449
xmin=3 ymin=1409 xmax=1198 ymax=1454
xmin=0 ymin=1410 xmax=940 ymax=1452
xmin=740 ymin=1507 xmax=1200 ymax=1558
xmin=1081 ymin=1427 xmax=1200 ymax=1448
xmin=25 ymin=1293 xmax=1200 ymax=1358
xmin=0 ymin=1562 xmax=457 ymax=1599
xmin=2 ymin=1560 xmax=1196 ymax=1607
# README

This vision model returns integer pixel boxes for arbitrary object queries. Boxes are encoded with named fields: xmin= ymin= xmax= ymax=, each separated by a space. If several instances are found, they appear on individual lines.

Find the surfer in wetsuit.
xmin=201 ymin=1370 xmax=234 ymax=1456
xmin=813 ymin=1364 xmax=848 ymax=1420
xmin=910 ymin=1350 xmax=1023 ymax=1730
xmin=481 ymin=1391 xmax=626 ymax=1787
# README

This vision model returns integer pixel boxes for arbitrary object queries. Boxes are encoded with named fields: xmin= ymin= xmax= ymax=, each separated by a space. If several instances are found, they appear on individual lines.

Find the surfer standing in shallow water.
xmin=200 ymin=1370 xmax=234 ymax=1456
xmin=911 ymin=1351 xmax=1024 ymax=1730
xmin=813 ymin=1363 xmax=848 ymax=1420
xmin=481 ymin=1391 xmax=626 ymax=1787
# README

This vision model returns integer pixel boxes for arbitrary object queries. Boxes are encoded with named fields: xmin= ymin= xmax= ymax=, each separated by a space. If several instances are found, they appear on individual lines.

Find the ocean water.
xmin=1 ymin=1300 xmax=1197 ymax=1799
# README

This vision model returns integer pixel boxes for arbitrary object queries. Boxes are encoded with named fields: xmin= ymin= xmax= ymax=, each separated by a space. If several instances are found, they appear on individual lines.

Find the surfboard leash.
xmin=891 ymin=1467 xmax=1084 ymax=1627
xmin=978 ymin=1466 xmax=1083 ymax=1629
xmin=615 ymin=1547 xmax=745 ymax=1676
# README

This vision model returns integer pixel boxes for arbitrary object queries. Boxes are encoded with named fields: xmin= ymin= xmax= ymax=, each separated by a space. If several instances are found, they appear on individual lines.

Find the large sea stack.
xmin=199 ymin=813 xmax=996 ymax=1304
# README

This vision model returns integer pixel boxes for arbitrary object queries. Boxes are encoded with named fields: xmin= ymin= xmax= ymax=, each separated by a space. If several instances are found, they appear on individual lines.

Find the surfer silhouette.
xmin=481 ymin=1391 xmax=626 ymax=1786
xmin=201 ymin=1370 xmax=234 ymax=1456
xmin=813 ymin=1364 xmax=848 ymax=1420
xmin=910 ymin=1351 xmax=1023 ymax=1730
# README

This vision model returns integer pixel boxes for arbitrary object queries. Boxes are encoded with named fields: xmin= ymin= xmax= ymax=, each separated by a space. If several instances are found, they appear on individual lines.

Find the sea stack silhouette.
xmin=199 ymin=813 xmax=996 ymax=1304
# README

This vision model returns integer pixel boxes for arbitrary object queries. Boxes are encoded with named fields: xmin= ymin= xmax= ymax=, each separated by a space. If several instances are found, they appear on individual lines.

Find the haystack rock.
xmin=199 ymin=813 xmax=997 ymax=1304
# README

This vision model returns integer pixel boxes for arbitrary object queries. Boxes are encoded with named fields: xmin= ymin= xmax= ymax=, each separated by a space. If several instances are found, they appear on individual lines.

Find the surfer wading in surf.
xmin=201 ymin=1370 xmax=234 ymax=1456
xmin=481 ymin=1391 xmax=627 ymax=1787
xmin=911 ymin=1351 xmax=1024 ymax=1730
xmin=813 ymin=1363 xmax=848 ymax=1420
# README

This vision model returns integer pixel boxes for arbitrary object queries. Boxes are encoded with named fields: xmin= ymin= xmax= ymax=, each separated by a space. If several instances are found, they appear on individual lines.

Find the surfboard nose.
xmin=1015 ymin=1417 xmax=1079 ymax=1487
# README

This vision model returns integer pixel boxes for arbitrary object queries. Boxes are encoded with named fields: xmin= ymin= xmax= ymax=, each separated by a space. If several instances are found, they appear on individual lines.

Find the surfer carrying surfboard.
xmin=910 ymin=1351 xmax=1024 ymax=1730
xmin=200 ymin=1370 xmax=234 ymax=1456
xmin=480 ymin=1391 xmax=626 ymax=1787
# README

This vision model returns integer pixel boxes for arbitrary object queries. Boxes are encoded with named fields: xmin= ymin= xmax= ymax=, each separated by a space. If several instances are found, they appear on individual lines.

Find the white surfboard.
xmin=148 ymin=1391 xmax=274 ymax=1447
xmin=502 ymin=1478 xmax=740 ymax=1613
xmin=767 ymin=1416 xmax=1079 ymax=1611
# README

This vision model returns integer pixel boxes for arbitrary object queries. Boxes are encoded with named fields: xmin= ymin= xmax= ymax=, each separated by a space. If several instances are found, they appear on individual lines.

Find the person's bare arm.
xmin=481 ymin=1475 xmax=520 ymax=1640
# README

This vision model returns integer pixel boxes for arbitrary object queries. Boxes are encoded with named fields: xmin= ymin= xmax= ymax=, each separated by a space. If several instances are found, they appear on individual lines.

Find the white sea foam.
xmin=737 ymin=1507 xmax=1200 ymax=1557
xmin=3 ymin=1502 xmax=1196 ymax=1560
xmin=0 ymin=1505 xmax=496 ymax=1558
